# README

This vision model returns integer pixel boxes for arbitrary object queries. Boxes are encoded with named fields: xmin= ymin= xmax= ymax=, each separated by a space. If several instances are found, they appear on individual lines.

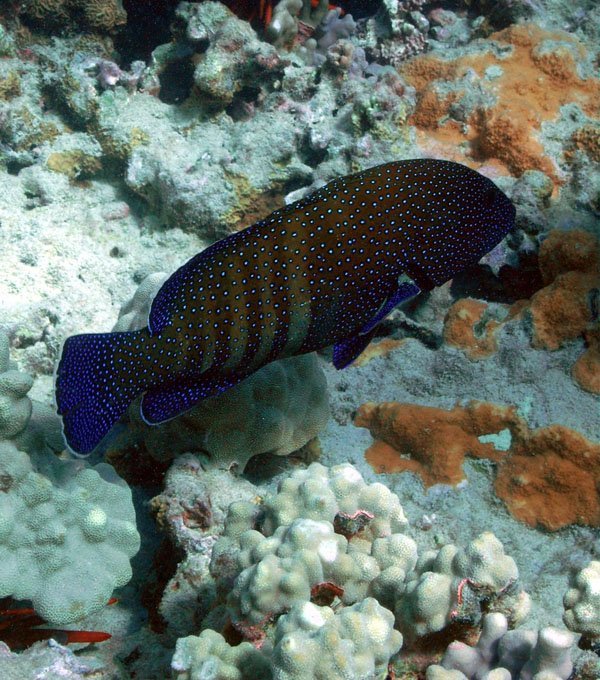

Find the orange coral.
xmin=352 ymin=338 xmax=407 ymax=367
xmin=400 ymin=24 xmax=600 ymax=182
xmin=355 ymin=400 xmax=600 ymax=530
xmin=443 ymin=299 xmax=506 ymax=359
xmin=476 ymin=111 xmax=556 ymax=178
xmin=572 ymin=328 xmax=600 ymax=394
xmin=538 ymin=228 xmax=599 ymax=283
xmin=494 ymin=424 xmax=600 ymax=531
xmin=528 ymin=230 xmax=599 ymax=353
xmin=441 ymin=230 xmax=599 ymax=393
xmin=567 ymin=124 xmax=600 ymax=163
xmin=354 ymin=401 xmax=521 ymax=486
xmin=528 ymin=271 xmax=596 ymax=350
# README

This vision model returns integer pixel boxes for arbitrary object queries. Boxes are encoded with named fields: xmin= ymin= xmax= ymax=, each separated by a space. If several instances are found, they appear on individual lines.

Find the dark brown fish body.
xmin=56 ymin=159 xmax=515 ymax=454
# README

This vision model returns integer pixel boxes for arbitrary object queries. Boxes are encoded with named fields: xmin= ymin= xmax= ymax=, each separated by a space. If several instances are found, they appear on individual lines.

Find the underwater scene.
xmin=0 ymin=0 xmax=599 ymax=678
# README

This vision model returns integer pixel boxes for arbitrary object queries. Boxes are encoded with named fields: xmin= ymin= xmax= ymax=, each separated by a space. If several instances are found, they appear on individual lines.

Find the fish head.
xmin=397 ymin=161 xmax=516 ymax=289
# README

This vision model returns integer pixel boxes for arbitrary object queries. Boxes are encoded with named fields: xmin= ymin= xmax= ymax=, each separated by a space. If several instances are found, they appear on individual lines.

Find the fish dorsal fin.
xmin=268 ymin=166 xmax=386 ymax=222
xmin=148 ymin=240 xmax=227 ymax=335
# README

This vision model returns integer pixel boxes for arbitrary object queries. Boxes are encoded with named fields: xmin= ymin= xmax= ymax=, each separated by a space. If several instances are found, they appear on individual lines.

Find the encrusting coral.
xmin=19 ymin=0 xmax=127 ymax=33
xmin=354 ymin=400 xmax=519 ymax=487
xmin=442 ymin=229 xmax=600 ymax=394
xmin=355 ymin=400 xmax=600 ymax=531
xmin=527 ymin=229 xmax=599 ymax=357
xmin=400 ymin=23 xmax=600 ymax=181
xmin=174 ymin=1 xmax=285 ymax=107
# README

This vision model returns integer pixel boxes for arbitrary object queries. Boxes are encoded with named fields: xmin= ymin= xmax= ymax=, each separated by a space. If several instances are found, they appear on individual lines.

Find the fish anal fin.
xmin=140 ymin=373 xmax=240 ymax=424
xmin=333 ymin=276 xmax=420 ymax=370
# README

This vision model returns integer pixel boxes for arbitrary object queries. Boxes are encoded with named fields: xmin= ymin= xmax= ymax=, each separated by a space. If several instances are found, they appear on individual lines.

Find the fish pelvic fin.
xmin=55 ymin=330 xmax=147 ymax=455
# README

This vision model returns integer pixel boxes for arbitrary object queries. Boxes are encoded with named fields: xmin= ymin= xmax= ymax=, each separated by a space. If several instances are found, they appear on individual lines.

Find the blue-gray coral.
xmin=0 ymin=335 xmax=140 ymax=625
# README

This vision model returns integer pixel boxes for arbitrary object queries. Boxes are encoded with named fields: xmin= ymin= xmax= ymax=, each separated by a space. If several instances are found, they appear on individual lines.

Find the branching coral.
xmin=266 ymin=0 xmax=330 ymax=47
xmin=427 ymin=612 xmax=574 ymax=680
xmin=563 ymin=560 xmax=600 ymax=645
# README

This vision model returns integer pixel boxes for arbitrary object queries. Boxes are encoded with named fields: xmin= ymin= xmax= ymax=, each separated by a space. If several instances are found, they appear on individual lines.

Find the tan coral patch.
xmin=354 ymin=401 xmax=521 ymax=487
xmin=572 ymin=328 xmax=600 ymax=395
xmin=443 ymin=299 xmax=505 ymax=359
xmin=494 ymin=425 xmax=600 ymax=530
xmin=400 ymin=23 xmax=600 ymax=181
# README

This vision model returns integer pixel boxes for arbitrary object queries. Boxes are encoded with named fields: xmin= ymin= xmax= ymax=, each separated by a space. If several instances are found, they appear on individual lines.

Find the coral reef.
xmin=358 ymin=0 xmax=430 ymax=67
xmin=0 ymin=639 xmax=101 ymax=678
xmin=266 ymin=0 xmax=331 ymax=47
xmin=442 ymin=229 xmax=600 ymax=394
xmin=0 ymin=335 xmax=139 ymax=626
xmin=174 ymin=1 xmax=285 ymax=107
xmin=0 ymin=0 xmax=598 ymax=676
xmin=198 ymin=463 xmax=528 ymax=675
xmin=173 ymin=598 xmax=401 ymax=680
xmin=400 ymin=23 xmax=599 ymax=182
xmin=0 ymin=440 xmax=139 ymax=625
xmin=563 ymin=560 xmax=600 ymax=645
xmin=172 ymin=628 xmax=270 ymax=679
xmin=528 ymin=229 xmax=599 ymax=352
xmin=355 ymin=400 xmax=514 ymax=486
xmin=19 ymin=0 xmax=127 ymax=34
xmin=149 ymin=455 xmax=259 ymax=636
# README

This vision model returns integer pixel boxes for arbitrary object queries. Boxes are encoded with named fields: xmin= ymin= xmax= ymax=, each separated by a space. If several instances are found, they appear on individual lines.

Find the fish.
xmin=55 ymin=159 xmax=516 ymax=455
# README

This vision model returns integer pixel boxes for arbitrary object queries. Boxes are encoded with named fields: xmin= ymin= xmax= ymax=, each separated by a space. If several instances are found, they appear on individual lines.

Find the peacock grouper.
xmin=55 ymin=159 xmax=516 ymax=454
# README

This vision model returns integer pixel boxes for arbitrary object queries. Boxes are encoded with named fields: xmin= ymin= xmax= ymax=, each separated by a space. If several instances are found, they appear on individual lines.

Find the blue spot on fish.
xmin=55 ymin=159 xmax=516 ymax=454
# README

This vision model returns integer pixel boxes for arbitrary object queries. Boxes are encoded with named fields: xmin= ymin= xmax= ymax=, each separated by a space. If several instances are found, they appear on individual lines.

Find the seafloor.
xmin=0 ymin=0 xmax=599 ymax=678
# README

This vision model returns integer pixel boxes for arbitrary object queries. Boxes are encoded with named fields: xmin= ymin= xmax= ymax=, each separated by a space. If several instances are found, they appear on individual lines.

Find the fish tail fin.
xmin=55 ymin=330 xmax=147 ymax=455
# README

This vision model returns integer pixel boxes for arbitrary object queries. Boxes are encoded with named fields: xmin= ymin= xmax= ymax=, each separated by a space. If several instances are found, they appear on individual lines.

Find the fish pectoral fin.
xmin=359 ymin=277 xmax=421 ymax=336
xmin=333 ymin=277 xmax=421 ymax=370
xmin=333 ymin=328 xmax=378 ymax=369
xmin=140 ymin=373 xmax=238 ymax=425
